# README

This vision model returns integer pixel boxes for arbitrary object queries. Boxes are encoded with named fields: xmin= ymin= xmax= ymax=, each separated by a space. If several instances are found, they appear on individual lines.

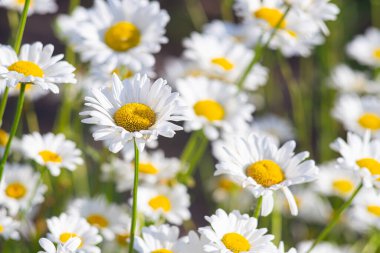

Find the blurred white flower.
xmin=347 ymin=28 xmax=380 ymax=68
xmin=0 ymin=0 xmax=58 ymax=15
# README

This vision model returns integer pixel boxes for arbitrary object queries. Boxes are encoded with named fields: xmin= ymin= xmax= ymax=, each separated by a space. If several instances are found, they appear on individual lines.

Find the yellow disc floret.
xmin=358 ymin=113 xmax=380 ymax=130
xmin=367 ymin=205 xmax=380 ymax=217
xmin=0 ymin=129 xmax=9 ymax=147
xmin=104 ymin=21 xmax=141 ymax=52
xmin=116 ymin=233 xmax=130 ymax=246
xmin=373 ymin=48 xmax=380 ymax=59
xmin=5 ymin=182 xmax=27 ymax=199
xmin=39 ymin=150 xmax=62 ymax=164
xmin=193 ymin=99 xmax=225 ymax=122
xmin=221 ymin=232 xmax=251 ymax=253
xmin=356 ymin=158 xmax=380 ymax=176
xmin=246 ymin=160 xmax=285 ymax=187
xmin=139 ymin=163 xmax=159 ymax=174
xmin=254 ymin=7 xmax=287 ymax=29
xmin=60 ymin=233 xmax=83 ymax=248
xmin=113 ymin=103 xmax=156 ymax=132
xmin=87 ymin=214 xmax=109 ymax=228
xmin=148 ymin=195 xmax=171 ymax=212
xmin=0 ymin=225 xmax=3 ymax=233
xmin=211 ymin=57 xmax=235 ymax=71
xmin=8 ymin=61 xmax=43 ymax=78
xmin=151 ymin=249 xmax=174 ymax=253
xmin=332 ymin=179 xmax=354 ymax=195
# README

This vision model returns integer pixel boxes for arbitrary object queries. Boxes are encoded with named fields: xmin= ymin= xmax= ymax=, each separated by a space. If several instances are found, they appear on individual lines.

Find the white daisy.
xmin=0 ymin=208 xmax=20 ymax=240
xmin=134 ymin=224 xmax=182 ymax=253
xmin=332 ymin=94 xmax=380 ymax=137
xmin=136 ymin=184 xmax=191 ymax=225
xmin=313 ymin=161 xmax=360 ymax=199
xmin=60 ymin=0 xmax=169 ymax=69
xmin=183 ymin=32 xmax=268 ymax=90
xmin=199 ymin=209 xmax=277 ymax=253
xmin=0 ymin=0 xmax=58 ymax=15
xmin=80 ymin=74 xmax=186 ymax=153
xmin=215 ymin=134 xmax=318 ymax=216
xmin=38 ymin=237 xmax=81 ymax=253
xmin=330 ymin=131 xmax=380 ymax=189
xmin=0 ymin=163 xmax=47 ymax=216
xmin=297 ymin=241 xmax=353 ymax=253
xmin=346 ymin=28 xmax=380 ymax=68
xmin=329 ymin=64 xmax=379 ymax=94
xmin=47 ymin=213 xmax=102 ymax=253
xmin=20 ymin=132 xmax=83 ymax=176
xmin=0 ymin=42 xmax=76 ymax=94
xmin=176 ymin=77 xmax=254 ymax=140
xmin=67 ymin=196 xmax=130 ymax=241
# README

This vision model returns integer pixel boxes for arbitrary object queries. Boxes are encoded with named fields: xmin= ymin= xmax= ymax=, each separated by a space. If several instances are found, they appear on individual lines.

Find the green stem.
xmin=371 ymin=0 xmax=380 ymax=28
xmin=24 ymin=99 xmax=39 ymax=132
xmin=7 ymin=10 xmax=19 ymax=44
xmin=253 ymin=196 xmax=263 ymax=219
xmin=185 ymin=0 xmax=208 ymax=30
xmin=221 ymin=0 xmax=234 ymax=21
xmin=272 ymin=206 xmax=282 ymax=245
xmin=68 ymin=0 xmax=80 ymax=13
xmin=237 ymin=5 xmax=291 ymax=90
xmin=0 ymin=87 xmax=10 ymax=127
xmin=128 ymin=139 xmax=140 ymax=253
xmin=0 ymin=84 xmax=26 ymax=183
xmin=307 ymin=183 xmax=363 ymax=253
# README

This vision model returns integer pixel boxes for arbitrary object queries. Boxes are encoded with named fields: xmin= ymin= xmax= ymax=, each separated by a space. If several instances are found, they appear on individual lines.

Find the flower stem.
xmin=128 ymin=138 xmax=140 ymax=253
xmin=253 ymin=196 xmax=263 ymax=219
xmin=185 ymin=0 xmax=208 ymax=30
xmin=272 ymin=206 xmax=282 ymax=245
xmin=307 ymin=183 xmax=363 ymax=253
xmin=0 ymin=84 xmax=26 ymax=183
xmin=0 ymin=87 xmax=10 ymax=127
xmin=237 ymin=5 xmax=291 ymax=90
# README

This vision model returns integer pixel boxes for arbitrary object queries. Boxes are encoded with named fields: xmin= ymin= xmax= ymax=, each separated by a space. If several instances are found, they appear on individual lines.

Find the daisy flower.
xmin=38 ymin=237 xmax=81 ymax=253
xmin=176 ymin=77 xmax=254 ymax=140
xmin=80 ymin=74 xmax=186 ymax=153
xmin=60 ymin=0 xmax=169 ymax=69
xmin=346 ymin=28 xmax=380 ymax=68
xmin=297 ymin=241 xmax=353 ymax=253
xmin=199 ymin=209 xmax=277 ymax=253
xmin=0 ymin=163 xmax=47 ymax=216
xmin=135 ymin=184 xmax=191 ymax=225
xmin=183 ymin=33 xmax=268 ymax=91
xmin=67 ymin=196 xmax=130 ymax=241
xmin=134 ymin=224 xmax=182 ymax=253
xmin=47 ymin=213 xmax=102 ymax=253
xmin=332 ymin=94 xmax=380 ymax=137
xmin=0 ymin=42 xmax=76 ymax=93
xmin=0 ymin=0 xmax=58 ymax=15
xmin=0 ymin=208 xmax=20 ymax=240
xmin=330 ymin=131 xmax=380 ymax=189
xmin=20 ymin=132 xmax=83 ymax=176
xmin=313 ymin=161 xmax=360 ymax=199
xmin=215 ymin=134 xmax=318 ymax=216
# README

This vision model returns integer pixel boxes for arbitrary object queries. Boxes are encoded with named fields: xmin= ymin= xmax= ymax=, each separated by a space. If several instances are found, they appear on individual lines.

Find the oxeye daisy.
xmin=67 ymin=196 xmax=130 ymax=241
xmin=331 ymin=131 xmax=380 ymax=189
xmin=0 ymin=163 xmax=47 ymax=215
xmin=0 ymin=43 xmax=76 ymax=94
xmin=134 ymin=224 xmax=182 ymax=253
xmin=136 ymin=184 xmax=191 ymax=225
xmin=183 ymin=33 xmax=268 ymax=90
xmin=60 ymin=0 xmax=169 ymax=69
xmin=46 ymin=213 xmax=102 ymax=253
xmin=176 ymin=77 xmax=254 ymax=140
xmin=215 ymin=134 xmax=318 ymax=216
xmin=0 ymin=0 xmax=58 ymax=15
xmin=346 ymin=28 xmax=380 ymax=68
xmin=80 ymin=74 xmax=186 ymax=153
xmin=332 ymin=94 xmax=380 ymax=137
xmin=20 ymin=132 xmax=83 ymax=176
xmin=38 ymin=237 xmax=81 ymax=253
xmin=199 ymin=209 xmax=277 ymax=253
xmin=0 ymin=208 xmax=20 ymax=240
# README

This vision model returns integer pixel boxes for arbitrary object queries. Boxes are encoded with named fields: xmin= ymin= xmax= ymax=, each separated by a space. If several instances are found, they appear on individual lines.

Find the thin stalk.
xmin=253 ymin=196 xmax=263 ymax=219
xmin=221 ymin=0 xmax=234 ymax=21
xmin=0 ymin=84 xmax=26 ymax=182
xmin=272 ymin=207 xmax=282 ymax=245
xmin=371 ymin=0 xmax=380 ymax=28
xmin=7 ymin=10 xmax=19 ymax=44
xmin=237 ymin=5 xmax=291 ymax=90
xmin=128 ymin=139 xmax=140 ymax=253
xmin=307 ymin=183 xmax=363 ymax=253
xmin=0 ymin=87 xmax=10 ymax=127
xmin=180 ymin=131 xmax=201 ymax=168
xmin=24 ymin=99 xmax=39 ymax=132
xmin=185 ymin=0 xmax=208 ymax=30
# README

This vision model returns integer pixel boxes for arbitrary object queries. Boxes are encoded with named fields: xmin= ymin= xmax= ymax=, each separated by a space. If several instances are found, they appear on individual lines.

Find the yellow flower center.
xmin=0 ymin=225 xmax=3 ymax=233
xmin=358 ymin=113 xmax=380 ymax=130
xmin=367 ymin=205 xmax=380 ymax=217
xmin=139 ymin=163 xmax=159 ymax=174
xmin=59 ymin=233 xmax=83 ymax=248
xmin=112 ymin=67 xmax=134 ymax=79
xmin=5 ymin=182 xmax=27 ymax=199
xmin=104 ymin=21 xmax=141 ymax=52
xmin=151 ymin=249 xmax=173 ymax=253
xmin=218 ymin=178 xmax=240 ymax=192
xmin=332 ymin=179 xmax=354 ymax=195
xmin=0 ymin=129 xmax=9 ymax=147
xmin=356 ymin=158 xmax=380 ymax=177
xmin=148 ymin=195 xmax=171 ymax=212
xmin=87 ymin=214 xmax=109 ymax=228
xmin=113 ymin=103 xmax=156 ymax=132
xmin=8 ymin=61 xmax=44 ymax=78
xmin=15 ymin=83 xmax=33 ymax=91
xmin=211 ymin=57 xmax=235 ymax=71
xmin=16 ymin=0 xmax=34 ymax=6
xmin=193 ymin=99 xmax=225 ymax=121
xmin=116 ymin=233 xmax=130 ymax=246
xmin=373 ymin=48 xmax=380 ymax=59
xmin=246 ymin=160 xmax=285 ymax=187
xmin=254 ymin=7 xmax=287 ymax=29
xmin=221 ymin=232 xmax=251 ymax=253
xmin=39 ymin=150 xmax=62 ymax=164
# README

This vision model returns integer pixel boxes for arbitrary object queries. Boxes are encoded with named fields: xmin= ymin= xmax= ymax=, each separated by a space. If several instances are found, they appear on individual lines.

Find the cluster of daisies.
xmin=1 ymin=0 xmax=379 ymax=252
